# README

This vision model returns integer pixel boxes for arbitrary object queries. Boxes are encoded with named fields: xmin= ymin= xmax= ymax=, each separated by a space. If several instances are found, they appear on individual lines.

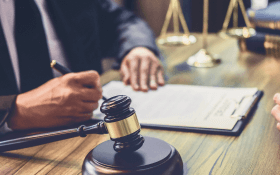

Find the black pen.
xmin=50 ymin=60 xmax=107 ymax=101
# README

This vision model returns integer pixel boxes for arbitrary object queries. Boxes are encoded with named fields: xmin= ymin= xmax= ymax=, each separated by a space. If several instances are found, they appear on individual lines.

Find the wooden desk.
xmin=1 ymin=34 xmax=280 ymax=174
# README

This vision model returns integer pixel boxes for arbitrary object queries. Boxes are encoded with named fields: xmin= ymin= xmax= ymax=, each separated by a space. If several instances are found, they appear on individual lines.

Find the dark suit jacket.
xmin=0 ymin=0 xmax=159 ymax=127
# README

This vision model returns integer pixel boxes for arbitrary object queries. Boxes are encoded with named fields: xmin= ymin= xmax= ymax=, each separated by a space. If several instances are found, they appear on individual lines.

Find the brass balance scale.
xmin=156 ymin=0 xmax=196 ymax=46
xmin=158 ymin=0 xmax=255 ymax=68
xmin=219 ymin=0 xmax=256 ymax=39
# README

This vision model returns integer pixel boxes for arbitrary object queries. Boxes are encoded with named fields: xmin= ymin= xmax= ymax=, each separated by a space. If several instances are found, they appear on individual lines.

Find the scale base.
xmin=187 ymin=49 xmax=221 ymax=68
xmin=218 ymin=27 xmax=256 ymax=39
xmin=157 ymin=33 xmax=197 ymax=46
xmin=82 ymin=136 xmax=183 ymax=175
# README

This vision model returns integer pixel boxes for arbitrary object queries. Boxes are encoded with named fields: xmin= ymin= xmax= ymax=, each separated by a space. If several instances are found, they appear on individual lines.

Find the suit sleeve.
xmin=96 ymin=0 xmax=162 ymax=65
xmin=0 ymin=95 xmax=16 ymax=134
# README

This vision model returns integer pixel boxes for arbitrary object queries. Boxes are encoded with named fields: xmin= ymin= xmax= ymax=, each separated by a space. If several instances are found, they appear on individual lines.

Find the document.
xmin=93 ymin=81 xmax=258 ymax=130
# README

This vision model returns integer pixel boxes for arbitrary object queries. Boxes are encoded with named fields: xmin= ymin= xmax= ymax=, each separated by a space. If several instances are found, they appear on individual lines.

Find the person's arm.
xmin=6 ymin=71 xmax=102 ymax=131
xmin=96 ymin=0 xmax=165 ymax=91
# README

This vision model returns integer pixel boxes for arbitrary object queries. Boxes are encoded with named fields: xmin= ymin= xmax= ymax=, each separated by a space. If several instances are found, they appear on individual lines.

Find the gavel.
xmin=0 ymin=95 xmax=183 ymax=175
xmin=0 ymin=95 xmax=144 ymax=153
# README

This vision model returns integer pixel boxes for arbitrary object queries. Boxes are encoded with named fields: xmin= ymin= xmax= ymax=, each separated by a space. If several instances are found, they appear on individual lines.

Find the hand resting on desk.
xmin=120 ymin=47 xmax=165 ymax=92
xmin=7 ymin=71 xmax=102 ymax=130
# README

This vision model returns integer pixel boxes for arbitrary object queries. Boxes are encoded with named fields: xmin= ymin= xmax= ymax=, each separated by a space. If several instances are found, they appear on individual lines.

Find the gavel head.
xmin=100 ymin=95 xmax=144 ymax=153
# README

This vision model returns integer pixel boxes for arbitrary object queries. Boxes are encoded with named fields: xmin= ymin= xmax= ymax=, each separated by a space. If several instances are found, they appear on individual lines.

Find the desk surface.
xmin=1 ymin=34 xmax=280 ymax=175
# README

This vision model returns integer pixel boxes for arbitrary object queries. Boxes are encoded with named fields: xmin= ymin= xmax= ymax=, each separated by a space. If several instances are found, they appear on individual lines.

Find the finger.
xmin=65 ymin=100 xmax=96 ymax=115
xmin=129 ymin=57 xmax=140 ymax=91
xmin=277 ymin=123 xmax=280 ymax=131
xmin=80 ymin=102 xmax=99 ymax=113
xmin=271 ymin=104 xmax=280 ymax=122
xmin=139 ymin=57 xmax=150 ymax=92
xmin=149 ymin=60 xmax=158 ymax=90
xmin=78 ymin=87 xmax=102 ymax=102
xmin=121 ymin=62 xmax=130 ymax=85
xmin=157 ymin=68 xmax=165 ymax=86
xmin=68 ymin=70 xmax=101 ymax=87
xmin=65 ymin=87 xmax=102 ymax=103
xmin=273 ymin=93 xmax=280 ymax=104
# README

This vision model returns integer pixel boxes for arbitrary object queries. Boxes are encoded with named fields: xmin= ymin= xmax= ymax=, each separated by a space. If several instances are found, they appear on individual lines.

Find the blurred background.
xmin=107 ymin=0 xmax=280 ymax=64
xmin=113 ymin=0 xmax=255 ymax=36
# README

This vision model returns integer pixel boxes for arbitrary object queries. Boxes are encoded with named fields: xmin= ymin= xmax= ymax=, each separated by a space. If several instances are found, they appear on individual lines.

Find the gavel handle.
xmin=0 ymin=121 xmax=107 ymax=152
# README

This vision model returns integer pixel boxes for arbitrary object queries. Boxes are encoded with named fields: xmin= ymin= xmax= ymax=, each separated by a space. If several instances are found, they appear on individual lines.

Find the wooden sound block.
xmin=82 ymin=136 xmax=183 ymax=175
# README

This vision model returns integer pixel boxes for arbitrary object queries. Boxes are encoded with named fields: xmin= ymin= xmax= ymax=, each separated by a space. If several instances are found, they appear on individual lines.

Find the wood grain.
xmin=1 ymin=34 xmax=280 ymax=175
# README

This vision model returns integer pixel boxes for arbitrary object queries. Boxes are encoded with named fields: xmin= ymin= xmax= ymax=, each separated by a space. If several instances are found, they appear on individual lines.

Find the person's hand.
xmin=120 ymin=47 xmax=165 ymax=92
xmin=7 ymin=71 xmax=102 ymax=130
xmin=271 ymin=93 xmax=280 ymax=131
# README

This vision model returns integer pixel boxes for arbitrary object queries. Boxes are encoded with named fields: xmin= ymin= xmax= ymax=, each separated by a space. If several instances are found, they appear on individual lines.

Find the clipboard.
xmin=140 ymin=90 xmax=263 ymax=136
xmin=93 ymin=81 xmax=263 ymax=136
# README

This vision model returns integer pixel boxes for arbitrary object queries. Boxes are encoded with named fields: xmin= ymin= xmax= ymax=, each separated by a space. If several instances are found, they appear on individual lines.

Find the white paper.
xmin=93 ymin=81 xmax=258 ymax=130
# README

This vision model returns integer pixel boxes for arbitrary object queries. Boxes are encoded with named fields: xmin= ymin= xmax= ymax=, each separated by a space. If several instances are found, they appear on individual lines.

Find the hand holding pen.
xmin=50 ymin=60 xmax=107 ymax=101
xmin=9 ymin=61 xmax=103 ymax=130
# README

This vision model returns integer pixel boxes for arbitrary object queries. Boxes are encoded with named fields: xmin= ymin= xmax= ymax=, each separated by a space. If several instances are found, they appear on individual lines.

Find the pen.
xmin=50 ymin=60 xmax=107 ymax=101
